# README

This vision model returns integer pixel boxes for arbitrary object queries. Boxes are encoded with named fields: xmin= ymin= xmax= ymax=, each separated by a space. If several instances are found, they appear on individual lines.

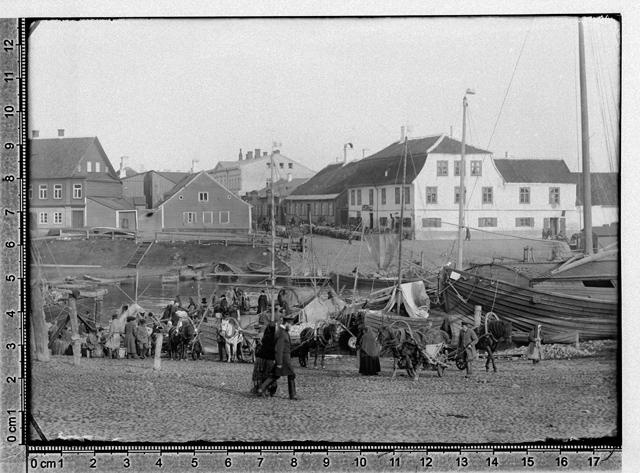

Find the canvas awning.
xmin=381 ymin=281 xmax=430 ymax=318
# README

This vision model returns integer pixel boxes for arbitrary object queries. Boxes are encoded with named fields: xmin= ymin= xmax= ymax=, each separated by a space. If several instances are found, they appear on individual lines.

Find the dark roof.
xmin=254 ymin=178 xmax=308 ymax=198
xmin=366 ymin=134 xmax=491 ymax=160
xmin=493 ymin=159 xmax=574 ymax=183
xmin=290 ymin=163 xmax=348 ymax=196
xmin=30 ymin=137 xmax=118 ymax=179
xmin=158 ymin=173 xmax=197 ymax=204
xmin=573 ymin=172 xmax=619 ymax=206
xmin=87 ymin=196 xmax=135 ymax=211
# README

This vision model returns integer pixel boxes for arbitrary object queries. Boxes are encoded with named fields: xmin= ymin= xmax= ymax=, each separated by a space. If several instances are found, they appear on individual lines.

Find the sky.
xmin=28 ymin=16 xmax=619 ymax=174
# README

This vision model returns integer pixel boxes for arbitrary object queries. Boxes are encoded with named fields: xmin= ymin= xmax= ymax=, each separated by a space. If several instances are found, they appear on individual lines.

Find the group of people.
xmin=104 ymin=306 xmax=156 ymax=359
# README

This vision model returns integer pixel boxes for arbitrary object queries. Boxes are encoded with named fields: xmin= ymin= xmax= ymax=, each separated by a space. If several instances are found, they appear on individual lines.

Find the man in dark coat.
xmin=257 ymin=290 xmax=269 ymax=315
xmin=219 ymin=294 xmax=229 ymax=316
xmin=458 ymin=321 xmax=478 ymax=377
xmin=258 ymin=313 xmax=298 ymax=400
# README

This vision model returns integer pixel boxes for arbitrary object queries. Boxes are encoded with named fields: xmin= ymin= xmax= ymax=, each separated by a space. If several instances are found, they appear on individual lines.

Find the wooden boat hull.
xmin=442 ymin=267 xmax=618 ymax=343
xmin=330 ymin=272 xmax=418 ymax=292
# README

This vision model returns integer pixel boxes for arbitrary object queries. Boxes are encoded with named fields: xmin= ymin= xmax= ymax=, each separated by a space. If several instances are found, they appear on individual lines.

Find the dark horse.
xmin=471 ymin=320 xmax=513 ymax=372
xmin=376 ymin=325 xmax=425 ymax=379
xmin=168 ymin=317 xmax=197 ymax=360
xmin=295 ymin=322 xmax=339 ymax=369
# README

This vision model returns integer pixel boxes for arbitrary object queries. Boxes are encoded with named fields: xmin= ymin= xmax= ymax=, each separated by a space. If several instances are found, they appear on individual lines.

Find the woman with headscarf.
xmin=252 ymin=322 xmax=278 ymax=396
xmin=105 ymin=313 xmax=121 ymax=359
xmin=357 ymin=326 xmax=381 ymax=376
xmin=527 ymin=324 xmax=544 ymax=364
xmin=124 ymin=316 xmax=138 ymax=359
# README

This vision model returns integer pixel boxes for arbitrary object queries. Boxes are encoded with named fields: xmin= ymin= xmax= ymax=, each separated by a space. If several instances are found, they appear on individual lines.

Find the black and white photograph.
xmin=1 ymin=6 xmax=629 ymax=470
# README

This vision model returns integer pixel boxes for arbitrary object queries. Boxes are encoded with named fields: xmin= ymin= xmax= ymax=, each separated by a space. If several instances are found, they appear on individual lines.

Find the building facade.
xmin=345 ymin=135 xmax=580 ymax=240
xmin=29 ymin=136 xmax=135 ymax=234
xmin=122 ymin=170 xmax=191 ymax=209
xmin=244 ymin=177 xmax=308 ymax=227
xmin=209 ymin=149 xmax=315 ymax=196
xmin=158 ymin=171 xmax=252 ymax=234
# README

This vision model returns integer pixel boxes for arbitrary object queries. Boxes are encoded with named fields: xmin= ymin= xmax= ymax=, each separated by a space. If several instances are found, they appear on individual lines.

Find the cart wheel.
xmin=456 ymin=358 xmax=467 ymax=370
xmin=437 ymin=364 xmax=444 ymax=377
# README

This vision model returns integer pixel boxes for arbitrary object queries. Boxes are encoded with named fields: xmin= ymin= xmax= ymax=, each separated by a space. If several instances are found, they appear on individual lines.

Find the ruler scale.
xmin=0 ymin=16 xmax=623 ymax=473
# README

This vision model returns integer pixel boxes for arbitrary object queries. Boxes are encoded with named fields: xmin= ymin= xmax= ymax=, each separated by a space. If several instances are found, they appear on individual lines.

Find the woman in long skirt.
xmin=358 ymin=327 xmax=381 ymax=375
xmin=105 ymin=313 xmax=121 ymax=358
xmin=124 ymin=316 xmax=138 ymax=359
xmin=252 ymin=322 xmax=278 ymax=396
xmin=527 ymin=324 xmax=544 ymax=364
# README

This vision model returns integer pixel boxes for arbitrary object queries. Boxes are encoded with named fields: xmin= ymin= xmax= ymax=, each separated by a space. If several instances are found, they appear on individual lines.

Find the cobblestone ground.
xmin=31 ymin=353 xmax=617 ymax=443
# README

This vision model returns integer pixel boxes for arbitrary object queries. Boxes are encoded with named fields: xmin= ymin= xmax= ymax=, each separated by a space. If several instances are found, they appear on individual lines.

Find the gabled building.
xmin=209 ymin=149 xmax=315 ymax=196
xmin=156 ymin=171 xmax=252 ymax=234
xmin=29 ymin=136 xmax=135 ymax=233
xmin=344 ymin=133 xmax=579 ymax=239
xmin=122 ymin=170 xmax=191 ymax=209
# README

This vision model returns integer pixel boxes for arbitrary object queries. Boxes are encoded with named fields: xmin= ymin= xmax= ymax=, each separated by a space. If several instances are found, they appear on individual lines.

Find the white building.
xmin=209 ymin=148 xmax=315 ymax=196
xmin=346 ymin=134 xmax=580 ymax=240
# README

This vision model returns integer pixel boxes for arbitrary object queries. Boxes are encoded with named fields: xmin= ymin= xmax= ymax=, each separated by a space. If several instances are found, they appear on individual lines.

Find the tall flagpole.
xmin=456 ymin=90 xmax=474 ymax=268
xmin=396 ymin=136 xmax=408 ymax=316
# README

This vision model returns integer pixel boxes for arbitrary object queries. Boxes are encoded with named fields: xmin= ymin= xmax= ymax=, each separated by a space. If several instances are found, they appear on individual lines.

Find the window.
xmin=381 ymin=188 xmax=386 ymax=205
xmin=73 ymin=184 xmax=82 ymax=199
xmin=121 ymin=218 xmax=129 ymax=229
xmin=356 ymin=189 xmax=362 ymax=206
xmin=482 ymin=186 xmax=493 ymax=204
xmin=203 ymin=211 xmax=213 ymax=224
xmin=402 ymin=217 xmax=411 ymax=227
xmin=379 ymin=217 xmax=388 ymax=227
xmin=328 ymin=202 xmax=334 ymax=215
xmin=198 ymin=192 xmax=209 ymax=202
xmin=38 ymin=212 xmax=48 ymax=224
xmin=549 ymin=187 xmax=560 ymax=204
xmin=38 ymin=184 xmax=47 ymax=199
xmin=53 ymin=212 xmax=63 ymax=224
xmin=422 ymin=218 xmax=442 ymax=228
xmin=95 ymin=162 xmax=101 ymax=172
xmin=28 ymin=185 xmax=32 ymax=200
xmin=368 ymin=189 xmax=374 ymax=205
xmin=516 ymin=217 xmax=534 ymax=227
xmin=519 ymin=187 xmax=530 ymax=204
xmin=470 ymin=160 xmax=482 ymax=176
xmin=478 ymin=217 xmax=497 ymax=227
xmin=219 ymin=211 xmax=230 ymax=224
xmin=183 ymin=212 xmax=196 ymax=224
xmin=87 ymin=161 xmax=92 ymax=172
xmin=53 ymin=184 xmax=62 ymax=199
xmin=279 ymin=163 xmax=284 ymax=169
xmin=314 ymin=202 xmax=320 ymax=215
xmin=395 ymin=187 xmax=401 ymax=204
xmin=437 ymin=160 xmax=448 ymax=176
xmin=404 ymin=186 xmax=410 ymax=205
xmin=350 ymin=190 xmax=356 ymax=206
xmin=288 ymin=163 xmax=293 ymax=169
xmin=425 ymin=186 xmax=438 ymax=204
xmin=454 ymin=186 xmax=466 ymax=204
xmin=321 ymin=202 xmax=328 ymax=215
xmin=454 ymin=160 xmax=461 ymax=176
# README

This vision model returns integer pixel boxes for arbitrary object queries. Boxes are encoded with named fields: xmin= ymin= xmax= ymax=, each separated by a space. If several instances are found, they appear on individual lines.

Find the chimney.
xmin=247 ymin=151 xmax=253 ymax=160
xmin=505 ymin=151 xmax=508 ymax=158
xmin=238 ymin=148 xmax=243 ymax=161
xmin=119 ymin=156 xmax=128 ymax=178
xmin=255 ymin=148 xmax=261 ymax=160
xmin=400 ymin=126 xmax=406 ymax=141
xmin=31 ymin=130 xmax=39 ymax=138
xmin=57 ymin=129 xmax=65 ymax=137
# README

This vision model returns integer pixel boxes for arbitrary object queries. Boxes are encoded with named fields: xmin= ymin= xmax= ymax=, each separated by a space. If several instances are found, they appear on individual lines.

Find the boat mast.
xmin=578 ymin=18 xmax=594 ymax=255
xmin=456 ymin=90 xmax=472 ymax=268
xmin=270 ymin=152 xmax=276 ymax=322
xmin=396 ymin=135 xmax=408 ymax=316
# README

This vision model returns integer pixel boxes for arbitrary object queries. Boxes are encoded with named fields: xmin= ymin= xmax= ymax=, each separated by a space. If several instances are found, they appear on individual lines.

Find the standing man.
xmin=257 ymin=290 xmax=269 ymax=315
xmin=465 ymin=226 xmax=471 ymax=241
xmin=258 ymin=313 xmax=298 ymax=400
xmin=458 ymin=321 xmax=478 ymax=378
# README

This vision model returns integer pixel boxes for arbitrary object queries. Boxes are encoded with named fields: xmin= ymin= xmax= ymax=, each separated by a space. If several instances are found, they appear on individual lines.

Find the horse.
xmin=296 ymin=321 xmax=340 ymax=369
xmin=473 ymin=320 xmax=513 ymax=372
xmin=220 ymin=317 xmax=244 ymax=362
xmin=376 ymin=324 xmax=428 ymax=380
xmin=168 ymin=315 xmax=197 ymax=360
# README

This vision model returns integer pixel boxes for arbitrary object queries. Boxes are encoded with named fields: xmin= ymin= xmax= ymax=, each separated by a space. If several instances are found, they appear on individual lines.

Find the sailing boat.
xmin=441 ymin=19 xmax=619 ymax=343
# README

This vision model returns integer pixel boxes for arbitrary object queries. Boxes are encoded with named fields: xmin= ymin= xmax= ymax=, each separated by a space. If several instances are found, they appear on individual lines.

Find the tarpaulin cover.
xmin=382 ymin=281 xmax=430 ymax=318
xmin=365 ymin=233 xmax=399 ymax=271
xmin=300 ymin=293 xmax=346 ymax=324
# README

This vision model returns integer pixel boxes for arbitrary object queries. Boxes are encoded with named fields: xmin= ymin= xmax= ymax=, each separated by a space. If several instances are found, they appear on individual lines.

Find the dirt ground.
xmin=30 ymin=351 xmax=617 ymax=444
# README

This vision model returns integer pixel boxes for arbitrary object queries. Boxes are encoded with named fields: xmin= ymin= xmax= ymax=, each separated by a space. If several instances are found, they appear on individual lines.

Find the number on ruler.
xmin=4 ymin=71 xmax=13 ymax=82
xmin=3 ymin=39 xmax=13 ymax=51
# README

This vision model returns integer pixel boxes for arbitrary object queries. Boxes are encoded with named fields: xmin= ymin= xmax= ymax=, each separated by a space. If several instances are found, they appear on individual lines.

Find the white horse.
xmin=220 ymin=318 xmax=243 ymax=362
